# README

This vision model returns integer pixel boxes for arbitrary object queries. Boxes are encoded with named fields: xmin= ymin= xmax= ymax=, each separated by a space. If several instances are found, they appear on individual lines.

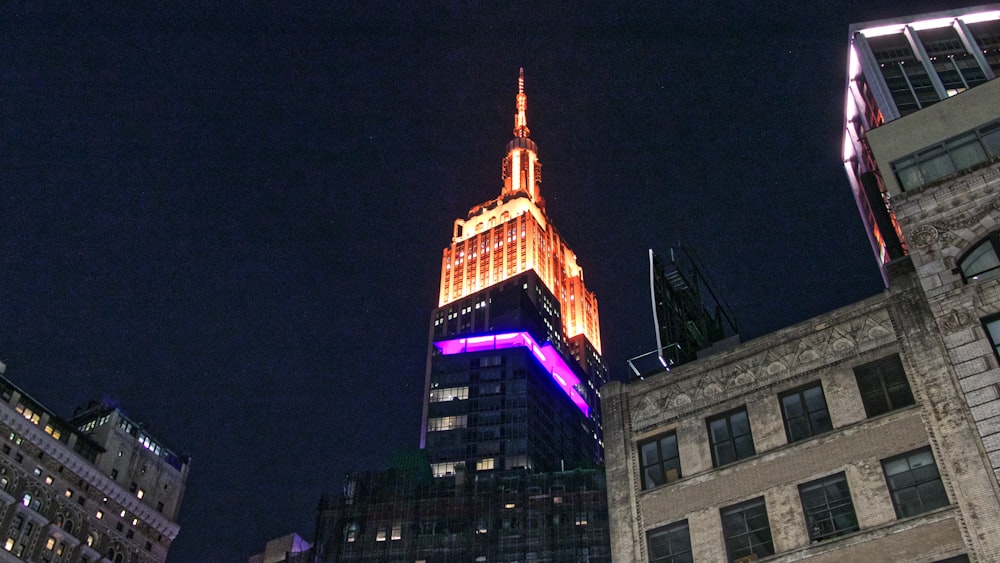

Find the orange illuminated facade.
xmin=438 ymin=69 xmax=602 ymax=353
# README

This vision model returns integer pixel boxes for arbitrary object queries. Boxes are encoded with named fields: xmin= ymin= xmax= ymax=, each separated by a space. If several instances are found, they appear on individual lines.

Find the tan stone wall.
xmin=604 ymin=267 xmax=1000 ymax=561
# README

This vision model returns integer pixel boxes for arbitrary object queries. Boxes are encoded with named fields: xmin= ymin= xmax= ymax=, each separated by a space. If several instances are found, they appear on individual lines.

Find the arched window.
xmin=63 ymin=519 xmax=74 ymax=534
xmin=959 ymin=232 xmax=1000 ymax=282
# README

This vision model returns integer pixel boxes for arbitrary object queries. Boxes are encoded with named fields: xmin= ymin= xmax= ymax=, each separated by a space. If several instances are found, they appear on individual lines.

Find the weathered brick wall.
xmin=604 ymin=260 xmax=1000 ymax=561
xmin=894 ymin=161 xmax=1000 ymax=480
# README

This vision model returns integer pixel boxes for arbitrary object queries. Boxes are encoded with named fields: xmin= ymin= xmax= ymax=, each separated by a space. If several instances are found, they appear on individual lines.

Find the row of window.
xmin=647 ymin=447 xmax=949 ymax=562
xmin=892 ymin=119 xmax=1000 ymax=191
xmin=640 ymin=355 xmax=914 ymax=490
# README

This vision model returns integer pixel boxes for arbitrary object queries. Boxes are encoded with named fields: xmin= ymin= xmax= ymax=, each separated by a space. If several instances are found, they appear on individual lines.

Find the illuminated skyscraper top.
xmin=438 ymin=69 xmax=602 ymax=353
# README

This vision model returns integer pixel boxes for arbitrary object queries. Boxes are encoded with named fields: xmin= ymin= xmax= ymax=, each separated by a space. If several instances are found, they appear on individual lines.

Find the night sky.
xmin=1 ymin=2 xmax=964 ymax=561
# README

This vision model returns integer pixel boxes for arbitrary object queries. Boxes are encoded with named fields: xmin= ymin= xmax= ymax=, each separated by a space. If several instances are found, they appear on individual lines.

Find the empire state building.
xmin=420 ymin=69 xmax=607 ymax=476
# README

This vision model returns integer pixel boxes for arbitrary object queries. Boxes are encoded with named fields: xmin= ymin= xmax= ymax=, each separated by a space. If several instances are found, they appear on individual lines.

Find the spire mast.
xmin=514 ymin=67 xmax=530 ymax=138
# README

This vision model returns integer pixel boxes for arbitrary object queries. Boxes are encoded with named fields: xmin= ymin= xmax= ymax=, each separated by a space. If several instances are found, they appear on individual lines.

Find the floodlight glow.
xmin=434 ymin=331 xmax=590 ymax=416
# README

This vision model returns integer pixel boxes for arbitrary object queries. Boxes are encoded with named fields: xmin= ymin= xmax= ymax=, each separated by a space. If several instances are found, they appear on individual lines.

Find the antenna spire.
xmin=514 ymin=68 xmax=530 ymax=138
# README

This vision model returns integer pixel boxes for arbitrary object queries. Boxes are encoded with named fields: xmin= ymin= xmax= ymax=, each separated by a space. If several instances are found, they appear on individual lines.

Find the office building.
xmin=842 ymin=4 xmax=1000 ymax=281
xmin=0 ymin=362 xmax=189 ymax=563
xmin=313 ymin=70 xmax=612 ymax=562
xmin=604 ymin=6 xmax=1000 ymax=562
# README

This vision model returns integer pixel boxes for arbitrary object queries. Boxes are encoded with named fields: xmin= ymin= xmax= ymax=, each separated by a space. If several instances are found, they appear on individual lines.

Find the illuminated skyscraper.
xmin=313 ymin=70 xmax=612 ymax=563
xmin=421 ymin=69 xmax=607 ymax=476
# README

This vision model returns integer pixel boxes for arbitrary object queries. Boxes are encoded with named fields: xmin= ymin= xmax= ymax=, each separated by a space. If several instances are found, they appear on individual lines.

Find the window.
xmin=966 ymin=234 xmax=1000 ymax=285
xmin=646 ymin=520 xmax=692 ymax=563
xmin=427 ymin=415 xmax=468 ymax=432
xmin=985 ymin=316 xmax=1000 ymax=362
xmin=431 ymin=462 xmax=460 ymax=478
xmin=799 ymin=472 xmax=859 ymax=542
xmin=892 ymin=120 xmax=1000 ymax=191
xmin=639 ymin=432 xmax=681 ymax=489
xmin=780 ymin=383 xmax=832 ymax=442
xmin=428 ymin=386 xmax=469 ymax=402
xmin=344 ymin=522 xmax=359 ymax=543
xmin=883 ymin=447 xmax=949 ymax=518
xmin=707 ymin=408 xmax=755 ymax=467
xmin=720 ymin=497 xmax=774 ymax=562
xmin=476 ymin=458 xmax=495 ymax=471
xmin=854 ymin=355 xmax=914 ymax=417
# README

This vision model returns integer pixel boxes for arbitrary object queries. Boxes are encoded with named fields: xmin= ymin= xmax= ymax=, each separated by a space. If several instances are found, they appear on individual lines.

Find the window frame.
xmin=639 ymin=431 xmax=681 ymax=490
xmin=798 ymin=472 xmax=859 ymax=542
xmin=959 ymin=231 xmax=1000 ymax=283
xmin=720 ymin=497 xmax=774 ymax=563
xmin=646 ymin=519 xmax=692 ymax=563
xmin=779 ymin=382 xmax=833 ymax=443
xmin=707 ymin=407 xmax=756 ymax=468
xmin=853 ymin=355 xmax=915 ymax=417
xmin=882 ymin=447 xmax=949 ymax=518
xmin=983 ymin=315 xmax=1000 ymax=364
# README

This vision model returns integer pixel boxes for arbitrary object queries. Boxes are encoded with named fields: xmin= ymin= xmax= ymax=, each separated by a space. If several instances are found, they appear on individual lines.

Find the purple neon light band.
xmin=434 ymin=331 xmax=590 ymax=416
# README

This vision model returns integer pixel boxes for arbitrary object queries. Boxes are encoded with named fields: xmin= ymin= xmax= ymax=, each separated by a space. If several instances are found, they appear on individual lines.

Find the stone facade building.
xmin=603 ymin=7 xmax=1000 ymax=563
xmin=0 ymin=364 xmax=188 ymax=563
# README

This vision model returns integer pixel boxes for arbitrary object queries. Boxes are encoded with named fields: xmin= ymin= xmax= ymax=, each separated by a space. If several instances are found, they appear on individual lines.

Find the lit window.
xmin=64 ymin=489 xmax=73 ymax=498
xmin=430 ymin=462 xmax=460 ymax=478
xmin=96 ymin=511 xmax=103 ymax=520
xmin=707 ymin=408 xmax=756 ymax=467
xmin=646 ymin=520 xmax=692 ymax=563
xmin=20 ymin=493 xmax=31 ymax=507
xmin=780 ymin=383 xmax=833 ymax=442
xmin=427 ymin=416 xmax=468 ymax=431
xmin=639 ymin=432 xmax=681 ymax=489
xmin=137 ymin=489 xmax=145 ymax=499
xmin=45 ymin=476 xmax=53 ymax=485
xmin=428 ymin=386 xmax=469 ymax=402
xmin=45 ymin=537 xmax=55 ymax=550
xmin=3 ymin=538 xmax=11 ymax=551
xmin=376 ymin=527 xmax=387 ymax=542
xmin=799 ymin=472 xmax=859 ymax=541
xmin=883 ymin=447 xmax=949 ymax=518
xmin=960 ymin=232 xmax=1000 ymax=282
xmin=854 ymin=355 xmax=914 ymax=417
xmin=344 ymin=522 xmax=359 ymax=543
xmin=391 ymin=522 xmax=402 ymax=540
xmin=721 ymin=497 xmax=774 ymax=562
xmin=476 ymin=458 xmax=495 ymax=471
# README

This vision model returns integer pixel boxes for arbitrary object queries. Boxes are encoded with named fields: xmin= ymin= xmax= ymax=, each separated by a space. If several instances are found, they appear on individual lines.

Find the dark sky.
xmin=0 ymin=2 xmax=965 ymax=561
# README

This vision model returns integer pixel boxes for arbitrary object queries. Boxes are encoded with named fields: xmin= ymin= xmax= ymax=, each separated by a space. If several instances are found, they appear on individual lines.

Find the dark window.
xmin=780 ymin=383 xmax=833 ymax=442
xmin=639 ymin=432 xmax=681 ymax=489
xmin=892 ymin=120 xmax=1000 ymax=191
xmin=883 ymin=447 xmax=949 ymax=518
xmin=854 ymin=355 xmax=914 ymax=417
xmin=959 ymin=231 xmax=1000 ymax=282
xmin=799 ymin=472 xmax=859 ymax=541
xmin=646 ymin=520 xmax=692 ymax=563
xmin=721 ymin=497 xmax=774 ymax=562
xmin=708 ymin=408 xmax=755 ymax=467
xmin=985 ymin=316 xmax=1000 ymax=362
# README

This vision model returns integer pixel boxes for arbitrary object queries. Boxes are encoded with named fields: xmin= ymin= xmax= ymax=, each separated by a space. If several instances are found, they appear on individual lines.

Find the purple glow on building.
xmin=433 ymin=332 xmax=590 ymax=416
